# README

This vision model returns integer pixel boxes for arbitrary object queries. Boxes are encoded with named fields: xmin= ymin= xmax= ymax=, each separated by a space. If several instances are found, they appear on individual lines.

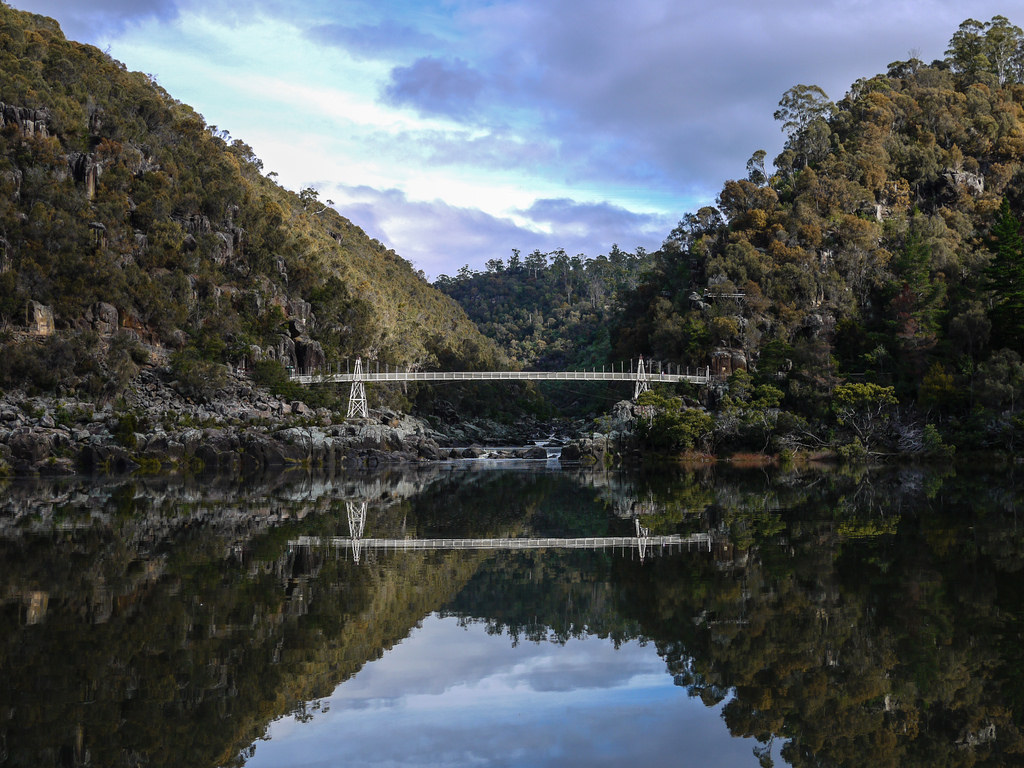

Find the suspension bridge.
xmin=289 ymin=502 xmax=717 ymax=563
xmin=290 ymin=356 xmax=712 ymax=418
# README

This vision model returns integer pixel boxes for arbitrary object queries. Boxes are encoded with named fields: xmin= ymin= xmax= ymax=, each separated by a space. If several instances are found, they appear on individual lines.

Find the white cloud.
xmin=245 ymin=614 xmax=764 ymax=768
xmin=9 ymin=0 xmax=1018 ymax=275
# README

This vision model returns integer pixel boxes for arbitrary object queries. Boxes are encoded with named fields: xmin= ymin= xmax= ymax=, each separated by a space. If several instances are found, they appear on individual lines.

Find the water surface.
xmin=2 ymin=462 xmax=1023 ymax=767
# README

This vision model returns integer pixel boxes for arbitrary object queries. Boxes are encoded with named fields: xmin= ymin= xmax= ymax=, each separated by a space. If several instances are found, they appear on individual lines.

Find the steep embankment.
xmin=440 ymin=17 xmax=1024 ymax=456
xmin=0 ymin=473 xmax=494 ymax=768
xmin=0 ymin=5 xmax=501 ymax=396
xmin=614 ymin=19 xmax=1024 ymax=454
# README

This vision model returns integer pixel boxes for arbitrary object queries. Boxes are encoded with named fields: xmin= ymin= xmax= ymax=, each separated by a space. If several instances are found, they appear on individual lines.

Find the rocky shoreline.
xmin=0 ymin=367 xmax=634 ymax=476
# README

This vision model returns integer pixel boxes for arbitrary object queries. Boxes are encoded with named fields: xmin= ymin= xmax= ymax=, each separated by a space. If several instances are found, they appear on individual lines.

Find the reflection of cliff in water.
xmin=0 ymin=471 xmax=499 ymax=768
xmin=441 ymin=465 xmax=1024 ymax=767
xmin=3 ymin=464 xmax=1024 ymax=767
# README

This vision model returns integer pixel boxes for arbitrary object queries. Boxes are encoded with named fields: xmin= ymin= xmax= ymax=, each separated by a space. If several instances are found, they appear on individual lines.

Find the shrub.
xmin=170 ymin=348 xmax=227 ymax=401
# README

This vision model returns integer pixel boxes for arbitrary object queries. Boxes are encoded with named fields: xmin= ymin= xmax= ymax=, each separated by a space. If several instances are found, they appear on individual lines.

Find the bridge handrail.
xmin=290 ymin=369 xmax=712 ymax=384
xmin=291 ymin=533 xmax=714 ymax=550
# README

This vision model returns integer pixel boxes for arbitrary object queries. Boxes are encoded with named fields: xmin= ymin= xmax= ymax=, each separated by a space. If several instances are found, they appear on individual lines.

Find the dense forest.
xmin=5 ymin=5 xmax=1024 ymax=456
xmin=0 ymin=4 xmax=502 ymax=406
xmin=437 ymin=16 xmax=1024 ymax=456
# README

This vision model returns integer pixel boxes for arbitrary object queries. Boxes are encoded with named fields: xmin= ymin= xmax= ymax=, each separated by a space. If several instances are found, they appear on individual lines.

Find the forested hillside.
xmin=0 ymin=4 xmax=501 ymax=402
xmin=434 ymin=245 xmax=646 ymax=370
xmin=440 ymin=16 xmax=1024 ymax=454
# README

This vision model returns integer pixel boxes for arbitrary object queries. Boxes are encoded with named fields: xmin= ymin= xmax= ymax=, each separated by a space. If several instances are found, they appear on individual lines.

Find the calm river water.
xmin=2 ymin=459 xmax=1024 ymax=767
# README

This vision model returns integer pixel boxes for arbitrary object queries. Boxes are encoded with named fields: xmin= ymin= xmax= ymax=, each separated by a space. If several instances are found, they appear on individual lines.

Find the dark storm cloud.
xmin=384 ymin=56 xmax=486 ymax=117
xmin=377 ymin=0 xmax=1013 ymax=210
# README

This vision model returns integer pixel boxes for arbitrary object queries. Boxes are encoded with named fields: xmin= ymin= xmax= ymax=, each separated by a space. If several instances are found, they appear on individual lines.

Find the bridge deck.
xmin=291 ymin=533 xmax=712 ymax=551
xmin=291 ymin=370 xmax=710 ymax=385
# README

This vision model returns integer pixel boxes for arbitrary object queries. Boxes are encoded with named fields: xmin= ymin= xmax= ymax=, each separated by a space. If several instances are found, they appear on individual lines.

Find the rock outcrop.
xmin=0 ymin=366 xmax=573 ymax=476
xmin=26 ymin=301 xmax=55 ymax=336
xmin=0 ymin=101 xmax=50 ymax=138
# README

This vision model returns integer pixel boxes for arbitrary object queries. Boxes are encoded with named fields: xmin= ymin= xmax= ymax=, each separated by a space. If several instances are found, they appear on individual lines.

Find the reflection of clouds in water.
xmin=248 ymin=614 xmax=763 ymax=767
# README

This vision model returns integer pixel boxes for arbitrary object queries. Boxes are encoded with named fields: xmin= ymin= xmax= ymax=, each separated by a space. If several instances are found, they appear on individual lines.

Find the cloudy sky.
xmin=245 ymin=614 xmax=775 ymax=767
xmin=8 ymin=0 xmax=1013 ymax=277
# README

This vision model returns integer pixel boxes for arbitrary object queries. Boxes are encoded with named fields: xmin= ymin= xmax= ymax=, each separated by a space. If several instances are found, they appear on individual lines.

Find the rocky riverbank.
xmin=0 ymin=366 xmax=607 ymax=476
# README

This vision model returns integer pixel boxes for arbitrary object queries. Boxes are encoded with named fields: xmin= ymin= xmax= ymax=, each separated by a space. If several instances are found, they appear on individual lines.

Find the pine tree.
xmin=986 ymin=198 xmax=1024 ymax=351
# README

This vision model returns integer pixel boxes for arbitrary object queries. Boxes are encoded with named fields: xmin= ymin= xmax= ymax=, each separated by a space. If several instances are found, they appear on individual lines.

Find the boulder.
xmin=276 ymin=334 xmax=297 ymax=370
xmin=26 ymin=301 xmax=55 ymax=336
xmin=943 ymin=168 xmax=984 ymax=197
xmin=295 ymin=338 xmax=326 ymax=372
xmin=416 ymin=439 xmax=442 ymax=460
xmin=559 ymin=443 xmax=582 ymax=461
xmin=711 ymin=347 xmax=748 ymax=377
xmin=8 ymin=429 xmax=54 ymax=463
xmin=93 ymin=302 xmax=119 ymax=334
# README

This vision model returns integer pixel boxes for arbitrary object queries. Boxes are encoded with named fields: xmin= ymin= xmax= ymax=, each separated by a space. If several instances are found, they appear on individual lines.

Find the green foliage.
xmin=635 ymin=390 xmax=715 ymax=451
xmin=922 ymin=423 xmax=956 ymax=457
xmin=985 ymin=198 xmax=1024 ymax=351
xmin=832 ymin=383 xmax=898 ymax=451
xmin=250 ymin=359 xmax=304 ymax=401
xmin=946 ymin=16 xmax=1024 ymax=84
xmin=0 ymin=331 xmax=105 ymax=395
xmin=543 ymin=15 xmax=1024 ymax=453
xmin=113 ymin=409 xmax=139 ymax=449
xmin=774 ymin=84 xmax=834 ymax=146
xmin=0 ymin=3 xmax=501 ymax=404
xmin=169 ymin=348 xmax=228 ymax=401
xmin=435 ymin=245 xmax=648 ymax=413
xmin=836 ymin=437 xmax=868 ymax=462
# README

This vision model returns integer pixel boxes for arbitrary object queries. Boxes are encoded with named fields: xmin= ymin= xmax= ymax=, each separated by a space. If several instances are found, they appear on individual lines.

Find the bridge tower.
xmin=346 ymin=357 xmax=368 ymax=419
xmin=346 ymin=501 xmax=367 ymax=563
xmin=634 ymin=516 xmax=651 ymax=562
xmin=633 ymin=356 xmax=650 ymax=400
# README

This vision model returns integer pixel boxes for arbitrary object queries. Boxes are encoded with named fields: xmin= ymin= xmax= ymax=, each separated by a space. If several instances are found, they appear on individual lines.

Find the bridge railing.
xmin=284 ymin=359 xmax=713 ymax=418
xmin=291 ymin=371 xmax=710 ymax=383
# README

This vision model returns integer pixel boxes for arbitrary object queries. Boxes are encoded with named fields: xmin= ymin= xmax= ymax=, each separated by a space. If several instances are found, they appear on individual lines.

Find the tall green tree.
xmin=946 ymin=16 xmax=1024 ymax=83
xmin=986 ymin=198 xmax=1024 ymax=351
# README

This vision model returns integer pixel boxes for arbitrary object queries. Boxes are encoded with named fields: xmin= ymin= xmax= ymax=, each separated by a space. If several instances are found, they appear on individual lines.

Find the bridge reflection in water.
xmin=288 ymin=502 xmax=715 ymax=563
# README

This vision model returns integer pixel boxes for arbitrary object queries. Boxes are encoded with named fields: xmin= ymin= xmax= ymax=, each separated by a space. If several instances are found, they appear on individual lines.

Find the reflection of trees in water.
xmin=442 ymin=465 xmax=1024 ymax=767
xmin=0 ymin=472 xmax=494 ymax=768
xmin=2 ymin=464 xmax=1024 ymax=766
xmin=619 ymin=467 xmax=1024 ymax=767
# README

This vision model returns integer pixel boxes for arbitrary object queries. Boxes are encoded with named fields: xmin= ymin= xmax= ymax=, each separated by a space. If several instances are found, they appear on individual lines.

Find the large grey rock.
xmin=276 ymin=334 xmax=297 ymax=369
xmin=559 ymin=443 xmax=582 ymax=461
xmin=26 ymin=301 xmax=54 ymax=336
xmin=93 ymin=302 xmax=119 ymax=334
xmin=295 ymin=338 xmax=326 ymax=372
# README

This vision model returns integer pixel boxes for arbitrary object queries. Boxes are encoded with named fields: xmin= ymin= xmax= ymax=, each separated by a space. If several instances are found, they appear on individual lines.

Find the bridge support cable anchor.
xmin=347 ymin=357 xmax=368 ymax=419
xmin=633 ymin=356 xmax=650 ymax=401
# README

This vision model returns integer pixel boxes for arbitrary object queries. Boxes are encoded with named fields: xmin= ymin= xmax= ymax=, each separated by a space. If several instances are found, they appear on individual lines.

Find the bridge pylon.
xmin=346 ymin=501 xmax=367 ymax=563
xmin=346 ymin=358 xmax=368 ymax=419
xmin=633 ymin=356 xmax=650 ymax=401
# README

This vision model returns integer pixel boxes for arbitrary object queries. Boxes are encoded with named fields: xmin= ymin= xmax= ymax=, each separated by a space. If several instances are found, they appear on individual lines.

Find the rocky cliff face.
xmin=0 ymin=362 xmax=567 ymax=476
xmin=0 ymin=4 xmax=503 ymax=410
xmin=0 ymin=366 xmax=452 ymax=475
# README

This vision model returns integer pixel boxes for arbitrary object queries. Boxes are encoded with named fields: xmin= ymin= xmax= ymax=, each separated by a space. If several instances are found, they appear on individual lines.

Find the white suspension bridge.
xmin=290 ymin=356 xmax=712 ymax=419
xmin=289 ymin=502 xmax=717 ymax=564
